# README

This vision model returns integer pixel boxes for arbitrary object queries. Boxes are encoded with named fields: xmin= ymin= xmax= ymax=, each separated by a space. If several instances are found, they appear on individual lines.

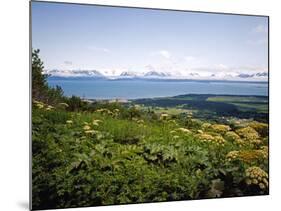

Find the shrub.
xmin=248 ymin=122 xmax=269 ymax=137
xmin=236 ymin=126 xmax=260 ymax=141
xmin=210 ymin=124 xmax=231 ymax=134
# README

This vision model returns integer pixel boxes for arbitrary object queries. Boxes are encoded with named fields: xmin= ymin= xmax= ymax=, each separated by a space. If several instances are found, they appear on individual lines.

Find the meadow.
xmin=32 ymin=97 xmax=269 ymax=209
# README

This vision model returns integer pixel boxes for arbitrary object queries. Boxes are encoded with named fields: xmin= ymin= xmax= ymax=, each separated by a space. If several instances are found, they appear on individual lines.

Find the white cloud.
xmin=253 ymin=24 xmax=268 ymax=34
xmin=159 ymin=50 xmax=171 ymax=59
xmin=151 ymin=50 xmax=171 ymax=59
xmin=248 ymin=24 xmax=268 ymax=46
xmin=145 ymin=64 xmax=156 ymax=72
xmin=234 ymin=66 xmax=268 ymax=73
xmin=216 ymin=64 xmax=229 ymax=70
xmin=187 ymin=64 xmax=267 ymax=74
xmin=184 ymin=56 xmax=195 ymax=62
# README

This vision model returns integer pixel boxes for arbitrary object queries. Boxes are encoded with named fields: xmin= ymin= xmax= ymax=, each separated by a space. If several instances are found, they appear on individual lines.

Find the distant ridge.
xmin=44 ymin=69 xmax=268 ymax=82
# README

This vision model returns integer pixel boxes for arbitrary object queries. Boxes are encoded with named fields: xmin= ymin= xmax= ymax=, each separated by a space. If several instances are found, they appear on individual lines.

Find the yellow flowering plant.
xmin=245 ymin=166 xmax=268 ymax=190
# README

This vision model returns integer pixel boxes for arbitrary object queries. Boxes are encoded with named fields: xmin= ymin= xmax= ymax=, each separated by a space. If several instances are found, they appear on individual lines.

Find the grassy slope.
xmin=32 ymin=99 xmax=269 ymax=209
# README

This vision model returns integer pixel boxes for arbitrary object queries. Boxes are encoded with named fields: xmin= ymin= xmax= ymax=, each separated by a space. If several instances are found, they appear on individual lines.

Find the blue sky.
xmin=32 ymin=1 xmax=268 ymax=78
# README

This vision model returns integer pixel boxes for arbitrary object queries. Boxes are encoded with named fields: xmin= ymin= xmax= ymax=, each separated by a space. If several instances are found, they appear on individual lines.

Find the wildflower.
xmin=196 ymin=133 xmax=214 ymax=142
xmin=226 ymin=151 xmax=240 ymax=161
xmin=92 ymin=119 xmax=102 ymax=126
xmin=96 ymin=108 xmax=111 ymax=115
xmin=33 ymin=100 xmax=40 ymax=104
xmin=160 ymin=113 xmax=169 ymax=120
xmin=248 ymin=121 xmax=269 ymax=137
xmin=257 ymin=146 xmax=268 ymax=159
xmin=168 ymin=119 xmax=177 ymax=124
xmin=45 ymin=105 xmax=54 ymax=111
xmin=170 ymin=130 xmax=177 ymax=134
xmin=34 ymin=101 xmax=44 ymax=109
xmin=195 ymin=169 xmax=202 ymax=176
xmin=84 ymin=130 xmax=97 ymax=135
xmin=202 ymin=123 xmax=211 ymax=130
xmin=236 ymin=139 xmax=245 ymax=147
xmin=177 ymin=128 xmax=191 ymax=133
xmin=58 ymin=102 xmax=69 ymax=108
xmin=259 ymin=183 xmax=266 ymax=189
xmin=197 ymin=133 xmax=225 ymax=146
xmin=66 ymin=120 xmax=73 ymax=124
xmin=261 ymin=145 xmax=269 ymax=152
xmin=134 ymin=105 xmax=141 ymax=109
xmin=83 ymin=125 xmax=91 ymax=130
xmin=186 ymin=114 xmax=193 ymax=118
xmin=197 ymin=130 xmax=203 ymax=134
xmin=211 ymin=124 xmax=231 ymax=134
xmin=252 ymin=179 xmax=258 ymax=184
xmin=225 ymin=131 xmax=245 ymax=146
xmin=250 ymin=139 xmax=262 ymax=145
xmin=227 ymin=149 xmax=268 ymax=163
xmin=213 ymin=135 xmax=226 ymax=145
xmin=224 ymin=131 xmax=240 ymax=142
xmin=245 ymin=166 xmax=268 ymax=190
xmin=137 ymin=119 xmax=144 ymax=124
xmin=236 ymin=126 xmax=260 ymax=141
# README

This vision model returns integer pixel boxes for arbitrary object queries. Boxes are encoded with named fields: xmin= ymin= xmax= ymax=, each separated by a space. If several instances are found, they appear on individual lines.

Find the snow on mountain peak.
xmin=44 ymin=68 xmax=268 ymax=81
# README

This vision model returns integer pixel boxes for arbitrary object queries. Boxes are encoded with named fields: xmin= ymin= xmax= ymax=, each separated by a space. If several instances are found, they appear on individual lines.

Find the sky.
xmin=31 ymin=1 xmax=268 ymax=78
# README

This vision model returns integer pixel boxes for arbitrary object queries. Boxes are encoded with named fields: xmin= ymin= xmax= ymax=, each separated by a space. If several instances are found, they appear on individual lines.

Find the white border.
xmin=1 ymin=0 xmax=280 ymax=211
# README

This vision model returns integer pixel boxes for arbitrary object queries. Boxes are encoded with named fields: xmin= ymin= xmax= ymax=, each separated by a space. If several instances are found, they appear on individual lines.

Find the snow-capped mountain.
xmin=45 ymin=69 xmax=104 ymax=78
xmin=119 ymin=71 xmax=142 ymax=78
xmin=45 ymin=69 xmax=268 ymax=81
xmin=120 ymin=71 xmax=136 ymax=77
xmin=256 ymin=72 xmax=268 ymax=77
xmin=144 ymin=71 xmax=171 ymax=78
xmin=237 ymin=72 xmax=268 ymax=79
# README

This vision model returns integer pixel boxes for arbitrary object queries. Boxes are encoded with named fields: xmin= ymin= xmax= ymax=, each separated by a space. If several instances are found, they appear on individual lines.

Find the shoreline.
xmin=48 ymin=76 xmax=269 ymax=84
xmin=83 ymin=93 xmax=269 ymax=103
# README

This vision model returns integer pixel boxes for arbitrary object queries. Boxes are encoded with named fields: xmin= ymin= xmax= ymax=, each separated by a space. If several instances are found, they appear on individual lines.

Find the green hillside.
xmin=32 ymin=49 xmax=269 ymax=210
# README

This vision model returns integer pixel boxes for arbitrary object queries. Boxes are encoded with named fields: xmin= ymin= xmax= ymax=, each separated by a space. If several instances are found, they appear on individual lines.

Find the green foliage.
xmin=134 ymin=94 xmax=269 ymax=122
xmin=32 ymin=49 xmax=47 ymax=101
xmin=32 ymin=101 xmax=269 ymax=209
xmin=32 ymin=49 xmax=64 ymax=105
xmin=66 ymin=96 xmax=87 ymax=111
xmin=32 ymin=49 xmax=268 ymax=210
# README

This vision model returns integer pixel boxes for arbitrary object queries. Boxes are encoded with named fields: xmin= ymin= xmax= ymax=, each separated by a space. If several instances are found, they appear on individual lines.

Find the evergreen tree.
xmin=32 ymin=49 xmax=64 ymax=104
xmin=32 ymin=49 xmax=48 ymax=101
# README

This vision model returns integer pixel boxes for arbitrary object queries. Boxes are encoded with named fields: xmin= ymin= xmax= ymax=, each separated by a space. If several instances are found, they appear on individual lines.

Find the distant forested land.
xmin=133 ymin=94 xmax=268 ymax=122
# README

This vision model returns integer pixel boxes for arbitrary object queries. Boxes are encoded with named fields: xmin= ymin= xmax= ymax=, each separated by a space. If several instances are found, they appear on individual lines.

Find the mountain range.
xmin=44 ymin=69 xmax=268 ymax=81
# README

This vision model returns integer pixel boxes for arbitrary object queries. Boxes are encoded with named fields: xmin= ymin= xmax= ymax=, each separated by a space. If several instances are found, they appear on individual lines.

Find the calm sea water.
xmin=47 ymin=78 xmax=268 ymax=99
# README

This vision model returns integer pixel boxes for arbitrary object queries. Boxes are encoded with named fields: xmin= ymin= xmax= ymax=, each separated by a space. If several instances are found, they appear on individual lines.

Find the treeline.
xmin=32 ymin=49 xmax=89 ymax=111
xmin=134 ymin=97 xmax=268 ymax=122
xmin=32 ymin=49 xmax=65 ymax=104
xmin=32 ymin=50 xmax=148 ymax=120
